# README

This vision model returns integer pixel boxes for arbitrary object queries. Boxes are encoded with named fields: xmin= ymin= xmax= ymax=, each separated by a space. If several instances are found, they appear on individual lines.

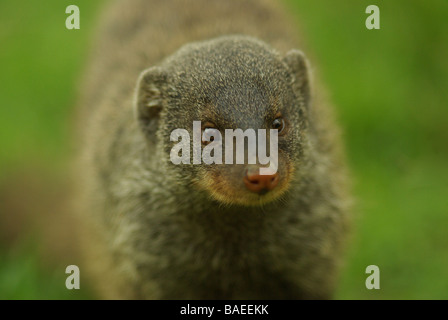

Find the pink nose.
xmin=244 ymin=171 xmax=279 ymax=194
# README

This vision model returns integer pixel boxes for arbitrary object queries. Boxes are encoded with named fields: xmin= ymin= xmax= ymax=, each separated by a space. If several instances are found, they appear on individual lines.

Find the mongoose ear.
xmin=283 ymin=49 xmax=311 ymax=106
xmin=134 ymin=66 xmax=167 ymax=136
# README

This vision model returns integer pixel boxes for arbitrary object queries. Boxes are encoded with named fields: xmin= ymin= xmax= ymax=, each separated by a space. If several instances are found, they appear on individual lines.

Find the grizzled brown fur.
xmin=76 ymin=0 xmax=351 ymax=299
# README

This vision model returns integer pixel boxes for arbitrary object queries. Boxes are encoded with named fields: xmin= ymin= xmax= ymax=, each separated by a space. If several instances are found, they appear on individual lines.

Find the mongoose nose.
xmin=244 ymin=170 xmax=279 ymax=194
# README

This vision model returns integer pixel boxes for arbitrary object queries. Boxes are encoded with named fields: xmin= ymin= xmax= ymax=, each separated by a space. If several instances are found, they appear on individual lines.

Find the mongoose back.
xmin=76 ymin=0 xmax=350 ymax=299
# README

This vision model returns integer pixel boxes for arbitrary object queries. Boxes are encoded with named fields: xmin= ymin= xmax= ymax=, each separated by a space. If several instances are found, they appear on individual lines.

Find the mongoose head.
xmin=135 ymin=35 xmax=311 ymax=206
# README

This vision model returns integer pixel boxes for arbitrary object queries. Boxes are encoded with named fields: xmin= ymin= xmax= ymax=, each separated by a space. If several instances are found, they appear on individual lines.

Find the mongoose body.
xmin=77 ymin=0 xmax=350 ymax=299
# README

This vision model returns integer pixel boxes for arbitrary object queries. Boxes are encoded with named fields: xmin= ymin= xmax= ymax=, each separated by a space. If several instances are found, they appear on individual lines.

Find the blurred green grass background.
xmin=0 ymin=0 xmax=447 ymax=299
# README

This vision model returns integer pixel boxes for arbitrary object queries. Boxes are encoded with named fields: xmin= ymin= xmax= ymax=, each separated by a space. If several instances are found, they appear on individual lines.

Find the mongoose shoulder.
xmin=77 ymin=0 xmax=351 ymax=299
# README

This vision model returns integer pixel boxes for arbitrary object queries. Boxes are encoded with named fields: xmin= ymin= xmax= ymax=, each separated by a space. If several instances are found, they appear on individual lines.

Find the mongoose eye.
xmin=271 ymin=117 xmax=286 ymax=134
xmin=202 ymin=123 xmax=221 ymax=145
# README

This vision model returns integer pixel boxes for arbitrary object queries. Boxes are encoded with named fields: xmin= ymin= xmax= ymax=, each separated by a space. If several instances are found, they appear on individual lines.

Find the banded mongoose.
xmin=76 ymin=0 xmax=351 ymax=299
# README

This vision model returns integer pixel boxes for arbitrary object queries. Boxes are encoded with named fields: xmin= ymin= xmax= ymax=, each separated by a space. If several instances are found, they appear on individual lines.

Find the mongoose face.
xmin=136 ymin=36 xmax=310 ymax=206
